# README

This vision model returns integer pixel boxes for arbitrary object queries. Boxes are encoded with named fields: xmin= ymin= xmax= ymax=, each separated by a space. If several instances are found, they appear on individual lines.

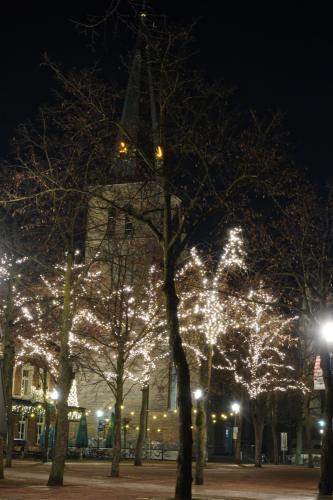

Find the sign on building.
xmin=281 ymin=432 xmax=288 ymax=451
xmin=314 ymin=355 xmax=325 ymax=390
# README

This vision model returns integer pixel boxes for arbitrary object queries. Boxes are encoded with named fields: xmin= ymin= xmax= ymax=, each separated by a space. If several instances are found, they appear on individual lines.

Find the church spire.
xmin=115 ymin=2 xmax=162 ymax=181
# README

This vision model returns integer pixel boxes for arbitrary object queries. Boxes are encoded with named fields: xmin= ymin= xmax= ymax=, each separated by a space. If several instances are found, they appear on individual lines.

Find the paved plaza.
xmin=0 ymin=460 xmax=327 ymax=499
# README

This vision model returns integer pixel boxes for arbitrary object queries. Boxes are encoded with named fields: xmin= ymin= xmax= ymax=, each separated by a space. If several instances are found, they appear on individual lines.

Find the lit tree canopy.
xmin=75 ymin=264 xmax=167 ymax=396
xmin=178 ymin=227 xmax=246 ymax=361
xmin=218 ymin=285 xmax=306 ymax=399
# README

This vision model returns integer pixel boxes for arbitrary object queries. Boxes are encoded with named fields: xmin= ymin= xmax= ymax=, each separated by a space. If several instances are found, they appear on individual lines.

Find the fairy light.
xmin=68 ymin=379 xmax=79 ymax=407
xmin=177 ymin=229 xmax=306 ymax=407
xmin=70 ymin=263 xmax=168 ymax=428
xmin=216 ymin=284 xmax=306 ymax=399
xmin=178 ymin=227 xmax=246 ymax=363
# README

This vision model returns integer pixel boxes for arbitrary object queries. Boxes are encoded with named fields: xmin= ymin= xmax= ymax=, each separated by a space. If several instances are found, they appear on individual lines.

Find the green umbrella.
xmin=105 ymin=411 xmax=115 ymax=448
xmin=75 ymin=413 xmax=88 ymax=448
xmin=39 ymin=425 xmax=55 ymax=447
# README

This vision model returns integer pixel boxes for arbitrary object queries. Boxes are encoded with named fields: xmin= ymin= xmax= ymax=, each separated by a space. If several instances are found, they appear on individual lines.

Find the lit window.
xmin=18 ymin=416 xmax=27 ymax=440
xmin=36 ymin=414 xmax=45 ymax=445
xmin=21 ymin=367 xmax=33 ymax=397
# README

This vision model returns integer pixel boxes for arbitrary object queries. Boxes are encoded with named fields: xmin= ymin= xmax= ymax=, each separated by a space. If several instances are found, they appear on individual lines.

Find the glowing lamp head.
xmin=194 ymin=388 xmax=203 ymax=400
xmin=319 ymin=419 xmax=325 ymax=428
xmin=320 ymin=320 xmax=333 ymax=343
xmin=155 ymin=145 xmax=163 ymax=159
xmin=50 ymin=389 xmax=59 ymax=401
xmin=96 ymin=410 xmax=104 ymax=418
xmin=119 ymin=141 xmax=128 ymax=154
xmin=231 ymin=402 xmax=240 ymax=414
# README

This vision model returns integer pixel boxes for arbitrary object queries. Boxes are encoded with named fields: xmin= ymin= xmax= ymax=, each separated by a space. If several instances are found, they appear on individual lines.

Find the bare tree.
xmin=219 ymin=285 xmax=306 ymax=467
xmin=245 ymin=181 xmax=333 ymax=492
xmin=3 ymin=68 xmax=115 ymax=485
xmin=178 ymin=227 xmax=246 ymax=484
xmin=76 ymin=252 xmax=166 ymax=477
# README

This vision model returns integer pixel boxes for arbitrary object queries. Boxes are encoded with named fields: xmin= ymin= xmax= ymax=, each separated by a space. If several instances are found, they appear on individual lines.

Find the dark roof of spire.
xmin=113 ymin=5 xmax=160 ymax=183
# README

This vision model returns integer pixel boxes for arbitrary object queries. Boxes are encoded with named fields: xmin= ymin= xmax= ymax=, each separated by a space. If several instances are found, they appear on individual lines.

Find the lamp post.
xmin=231 ymin=402 xmax=241 ymax=463
xmin=194 ymin=388 xmax=205 ymax=485
xmin=318 ymin=318 xmax=333 ymax=495
xmin=318 ymin=420 xmax=325 ymax=447
xmin=96 ymin=410 xmax=104 ymax=451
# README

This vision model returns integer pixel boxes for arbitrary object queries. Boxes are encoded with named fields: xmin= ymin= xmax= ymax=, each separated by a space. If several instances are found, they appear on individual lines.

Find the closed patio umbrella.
xmin=75 ymin=413 xmax=88 ymax=449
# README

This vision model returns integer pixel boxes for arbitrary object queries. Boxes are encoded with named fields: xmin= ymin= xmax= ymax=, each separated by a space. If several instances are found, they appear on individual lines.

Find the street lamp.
xmin=49 ymin=389 xmax=59 ymax=460
xmin=194 ymin=388 xmax=203 ymax=401
xmin=231 ymin=402 xmax=240 ymax=416
xmin=96 ymin=410 xmax=104 ymax=450
xmin=231 ymin=402 xmax=241 ymax=463
xmin=318 ymin=316 xmax=333 ymax=494
xmin=319 ymin=321 xmax=333 ymax=343
xmin=193 ymin=388 xmax=206 ymax=485
xmin=50 ymin=389 xmax=59 ymax=401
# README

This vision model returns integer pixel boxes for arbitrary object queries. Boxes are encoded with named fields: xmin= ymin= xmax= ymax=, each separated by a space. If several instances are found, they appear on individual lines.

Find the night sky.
xmin=1 ymin=2 xmax=333 ymax=179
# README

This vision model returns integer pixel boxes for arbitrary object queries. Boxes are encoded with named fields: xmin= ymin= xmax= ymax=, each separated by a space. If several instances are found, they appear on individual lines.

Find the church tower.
xmin=77 ymin=6 xmax=181 ymax=448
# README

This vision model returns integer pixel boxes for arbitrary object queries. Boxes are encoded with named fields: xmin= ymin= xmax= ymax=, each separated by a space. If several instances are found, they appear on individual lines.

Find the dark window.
xmin=107 ymin=208 xmax=117 ymax=238
xmin=124 ymin=215 xmax=134 ymax=238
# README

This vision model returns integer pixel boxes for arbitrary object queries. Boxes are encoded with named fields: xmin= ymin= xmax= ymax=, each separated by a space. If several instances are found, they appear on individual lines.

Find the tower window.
xmin=107 ymin=208 xmax=117 ymax=238
xmin=124 ymin=215 xmax=134 ymax=238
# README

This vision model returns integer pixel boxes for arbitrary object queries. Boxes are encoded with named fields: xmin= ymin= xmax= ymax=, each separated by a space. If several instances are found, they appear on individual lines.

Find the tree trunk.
xmin=43 ymin=403 xmax=51 ymax=463
xmin=303 ymin=392 xmax=313 ymax=468
xmin=111 ymin=356 xmax=124 ymax=477
xmin=253 ymin=416 xmax=264 ymax=468
xmin=270 ymin=393 xmax=279 ymax=465
xmin=195 ymin=396 xmax=205 ymax=485
xmin=163 ymin=263 xmax=192 ymax=500
xmin=42 ymin=368 xmax=50 ymax=463
xmin=251 ymin=398 xmax=265 ymax=468
xmin=235 ymin=411 xmax=243 ymax=464
xmin=3 ymin=281 xmax=15 ymax=469
xmin=0 ymin=436 xmax=4 ymax=479
xmin=134 ymin=385 xmax=149 ymax=466
xmin=318 ymin=351 xmax=333 ymax=495
xmin=195 ymin=345 xmax=212 ymax=485
xmin=48 ymin=254 xmax=74 ymax=486
xmin=295 ymin=419 xmax=303 ymax=465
